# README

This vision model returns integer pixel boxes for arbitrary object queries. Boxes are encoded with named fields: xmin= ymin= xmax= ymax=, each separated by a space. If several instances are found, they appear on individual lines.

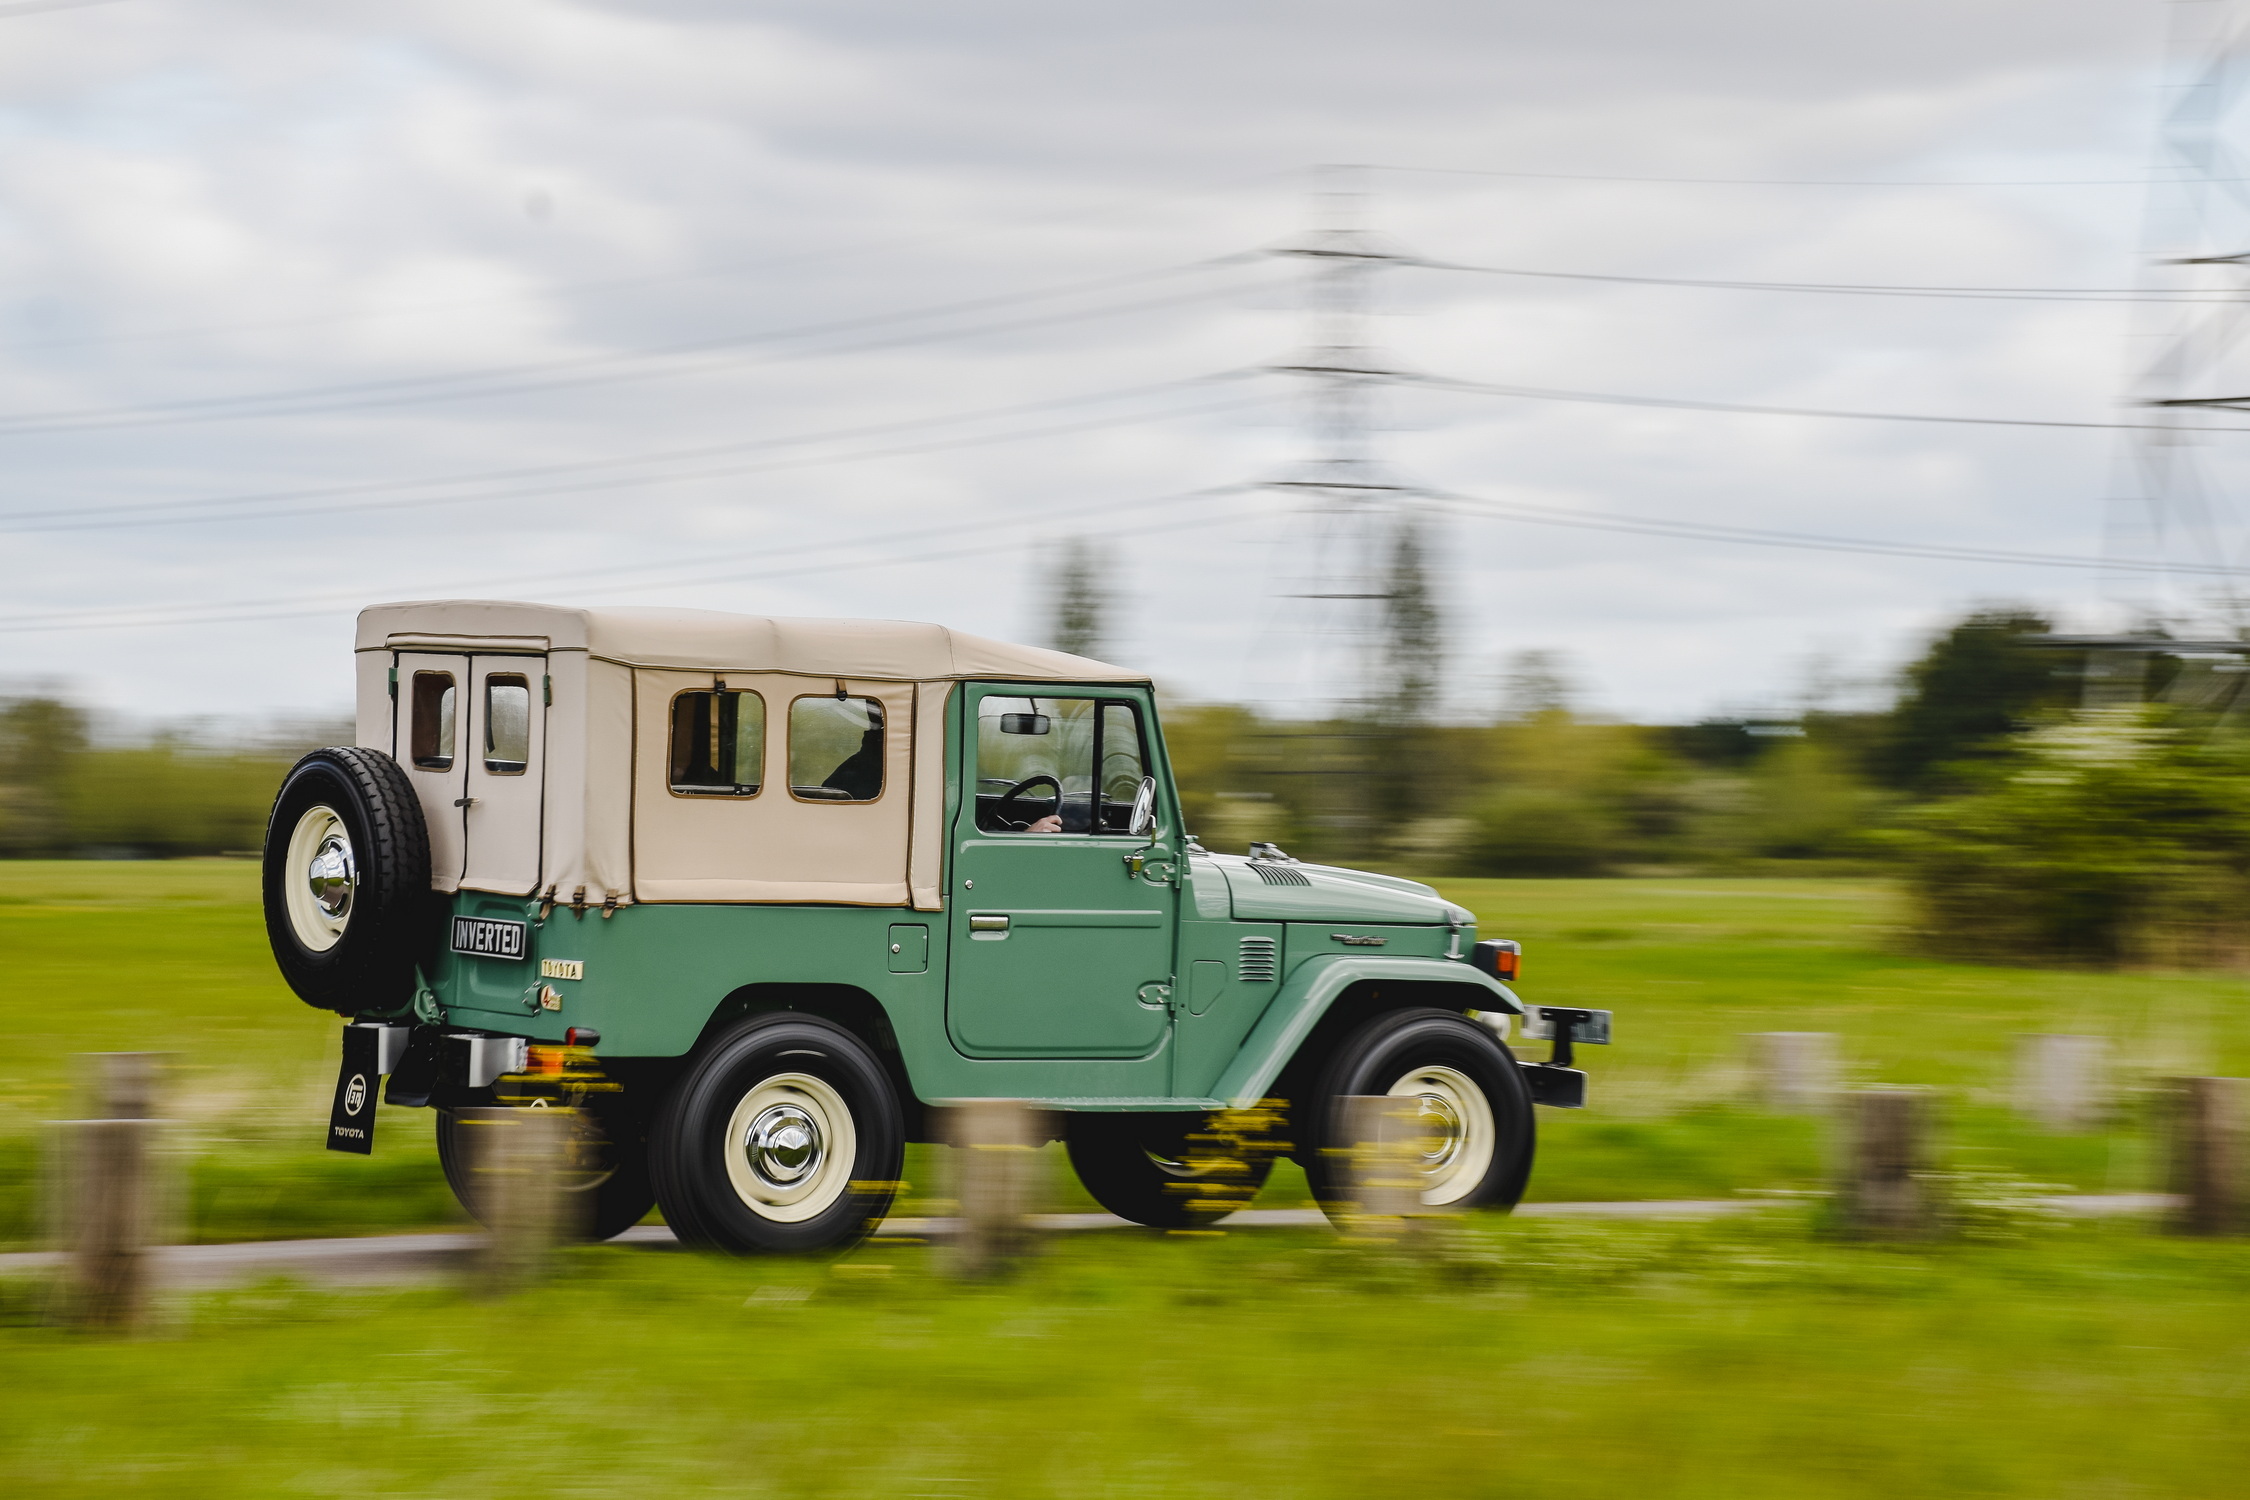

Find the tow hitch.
xmin=1517 ymin=1006 xmax=1612 ymax=1109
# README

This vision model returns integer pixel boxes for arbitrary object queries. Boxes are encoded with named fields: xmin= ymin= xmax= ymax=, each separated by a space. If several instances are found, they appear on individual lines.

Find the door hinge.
xmin=1137 ymin=980 xmax=1174 ymax=1012
xmin=387 ymin=666 xmax=398 ymax=701
xmin=543 ymin=674 xmax=552 ymax=706
xmin=1123 ymin=848 xmax=1181 ymax=886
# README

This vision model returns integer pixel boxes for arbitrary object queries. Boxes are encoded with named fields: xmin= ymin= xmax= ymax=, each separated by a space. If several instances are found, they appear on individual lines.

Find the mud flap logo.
xmin=327 ymin=1025 xmax=379 ymax=1155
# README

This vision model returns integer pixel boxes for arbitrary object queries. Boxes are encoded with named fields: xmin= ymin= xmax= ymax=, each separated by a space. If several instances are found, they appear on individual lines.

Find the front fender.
xmin=1209 ymin=954 xmax=1522 ymax=1109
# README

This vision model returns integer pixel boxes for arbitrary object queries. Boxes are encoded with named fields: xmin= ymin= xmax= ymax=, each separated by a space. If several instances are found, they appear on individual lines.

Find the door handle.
xmin=969 ymin=914 xmax=1010 ymax=933
xmin=453 ymin=797 xmax=478 ymax=808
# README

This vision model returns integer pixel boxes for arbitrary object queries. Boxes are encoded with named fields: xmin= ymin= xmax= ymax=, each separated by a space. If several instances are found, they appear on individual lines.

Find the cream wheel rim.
xmin=283 ymin=804 xmax=354 ymax=953
xmin=722 ymin=1072 xmax=856 ymax=1223
xmin=1387 ymin=1064 xmax=1496 ymax=1207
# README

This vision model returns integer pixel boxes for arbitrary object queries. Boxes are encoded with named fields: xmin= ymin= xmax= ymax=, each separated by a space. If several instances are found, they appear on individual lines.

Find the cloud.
xmin=0 ymin=0 xmax=2226 ymax=723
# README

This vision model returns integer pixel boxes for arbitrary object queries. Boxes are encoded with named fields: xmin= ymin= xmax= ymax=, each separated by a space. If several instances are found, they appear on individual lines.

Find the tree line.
xmin=8 ymin=606 xmax=2242 ymax=967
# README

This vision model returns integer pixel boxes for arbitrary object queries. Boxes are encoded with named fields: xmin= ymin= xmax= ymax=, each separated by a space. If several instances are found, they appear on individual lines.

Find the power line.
xmin=1409 ymin=256 xmax=2246 ymax=304
xmin=1372 ymin=161 xmax=2236 ymax=189
xmin=1407 ymin=370 xmax=2250 ymax=433
xmin=0 ymin=484 xmax=1262 ymax=633
xmin=0 ymin=377 xmax=1267 ymax=533
xmin=0 ymin=168 xmax=1299 ymax=358
xmin=1426 ymin=486 xmax=2248 ymax=576
xmin=0 ymin=256 xmax=1271 ymax=438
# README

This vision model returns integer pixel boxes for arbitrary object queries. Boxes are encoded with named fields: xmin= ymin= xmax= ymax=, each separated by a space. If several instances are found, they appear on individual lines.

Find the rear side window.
xmin=789 ymin=696 xmax=884 ymax=802
xmin=484 ymin=676 xmax=531 ymax=775
xmin=410 ymin=672 xmax=455 ymax=770
xmin=670 ymin=690 xmax=766 ymax=796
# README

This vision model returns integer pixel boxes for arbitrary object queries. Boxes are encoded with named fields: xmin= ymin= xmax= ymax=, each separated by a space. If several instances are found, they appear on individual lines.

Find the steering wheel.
xmin=996 ymin=774 xmax=1062 ymax=830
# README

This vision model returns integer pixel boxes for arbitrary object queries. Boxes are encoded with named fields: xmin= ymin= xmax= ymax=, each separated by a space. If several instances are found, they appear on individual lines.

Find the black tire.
xmin=262 ymin=747 xmax=433 ymax=1015
xmin=435 ymin=1098 xmax=658 ymax=1243
xmin=1065 ymin=1112 xmax=1277 ymax=1228
xmin=648 ymin=1015 xmax=904 ymax=1255
xmin=1299 ymin=1007 xmax=1536 ymax=1218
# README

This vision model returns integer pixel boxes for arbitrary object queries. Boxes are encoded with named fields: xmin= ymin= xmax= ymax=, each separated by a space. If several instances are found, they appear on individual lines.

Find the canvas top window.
xmin=669 ymin=689 xmax=765 ymax=796
xmin=975 ymin=696 xmax=1147 ymax=834
xmin=410 ymin=671 xmax=456 ymax=770
xmin=483 ymin=675 xmax=531 ymax=775
xmin=788 ymin=695 xmax=884 ymax=802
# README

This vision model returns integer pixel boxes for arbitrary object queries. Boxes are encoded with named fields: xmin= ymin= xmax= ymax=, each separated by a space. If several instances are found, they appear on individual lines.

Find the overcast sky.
xmin=3 ymin=0 xmax=2247 ymax=726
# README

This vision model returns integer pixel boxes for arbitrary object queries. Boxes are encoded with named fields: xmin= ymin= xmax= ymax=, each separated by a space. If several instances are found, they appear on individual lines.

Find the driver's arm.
xmin=1025 ymin=815 xmax=1062 ymax=833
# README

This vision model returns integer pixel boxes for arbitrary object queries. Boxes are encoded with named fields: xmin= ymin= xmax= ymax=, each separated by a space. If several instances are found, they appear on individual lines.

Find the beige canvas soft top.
xmin=355 ymin=600 xmax=1147 ymax=683
xmin=353 ymin=600 xmax=1146 ymax=912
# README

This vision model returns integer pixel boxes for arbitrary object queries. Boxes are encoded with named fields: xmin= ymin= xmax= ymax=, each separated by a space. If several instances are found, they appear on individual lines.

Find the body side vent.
xmin=1237 ymin=935 xmax=1279 ymax=982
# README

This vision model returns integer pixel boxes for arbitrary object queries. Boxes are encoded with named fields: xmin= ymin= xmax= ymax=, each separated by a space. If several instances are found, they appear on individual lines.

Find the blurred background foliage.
xmin=0 ymin=696 xmax=346 ymax=859
xmin=12 ymin=603 xmax=2250 ymax=969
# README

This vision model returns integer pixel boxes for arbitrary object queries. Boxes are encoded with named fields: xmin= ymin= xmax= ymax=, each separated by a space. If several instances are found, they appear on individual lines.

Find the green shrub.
xmin=1894 ymin=706 xmax=2250 ymax=966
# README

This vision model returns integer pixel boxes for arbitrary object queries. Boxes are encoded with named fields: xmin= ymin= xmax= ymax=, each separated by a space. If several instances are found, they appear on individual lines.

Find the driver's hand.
xmin=1026 ymin=815 xmax=1062 ymax=833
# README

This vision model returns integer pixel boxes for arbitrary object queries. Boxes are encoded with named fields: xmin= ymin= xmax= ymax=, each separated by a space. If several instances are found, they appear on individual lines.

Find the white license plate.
xmin=451 ymin=916 xmax=528 ymax=961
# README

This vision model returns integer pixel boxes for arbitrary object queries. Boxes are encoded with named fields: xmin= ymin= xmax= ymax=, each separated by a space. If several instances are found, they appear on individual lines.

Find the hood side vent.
xmin=1250 ymin=863 xmax=1311 ymax=887
xmin=1237 ymin=935 xmax=1278 ymax=982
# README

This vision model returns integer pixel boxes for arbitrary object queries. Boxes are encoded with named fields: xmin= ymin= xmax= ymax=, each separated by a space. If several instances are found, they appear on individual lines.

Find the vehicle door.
xmin=946 ymin=686 xmax=1179 ymax=1058
xmin=458 ymin=656 xmax=547 ymax=895
xmin=392 ymin=652 xmax=468 ymax=890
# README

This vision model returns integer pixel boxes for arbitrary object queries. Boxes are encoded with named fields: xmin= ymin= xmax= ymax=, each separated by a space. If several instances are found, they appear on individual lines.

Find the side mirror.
xmin=1128 ymin=775 xmax=1158 ymax=838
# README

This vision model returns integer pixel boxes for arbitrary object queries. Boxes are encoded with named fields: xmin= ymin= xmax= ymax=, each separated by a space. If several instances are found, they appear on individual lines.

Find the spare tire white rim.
xmin=723 ymin=1072 xmax=856 ymax=1223
xmin=1388 ymin=1064 xmax=1496 ymax=1207
xmin=283 ymin=804 xmax=354 ymax=953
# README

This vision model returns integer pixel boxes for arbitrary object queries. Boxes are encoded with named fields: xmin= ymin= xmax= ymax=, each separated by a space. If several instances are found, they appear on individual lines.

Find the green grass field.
xmin=5 ymin=861 xmax=2249 ymax=1239
xmin=6 ymin=862 xmax=2250 ymax=1497
xmin=6 ymin=1213 xmax=2250 ymax=1497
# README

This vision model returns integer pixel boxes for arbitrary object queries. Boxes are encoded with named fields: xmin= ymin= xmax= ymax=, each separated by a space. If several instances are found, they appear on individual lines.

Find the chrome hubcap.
xmin=744 ymin=1103 xmax=823 ymax=1187
xmin=1410 ymin=1091 xmax=1464 ymax=1171
xmin=306 ymin=832 xmax=356 ymax=919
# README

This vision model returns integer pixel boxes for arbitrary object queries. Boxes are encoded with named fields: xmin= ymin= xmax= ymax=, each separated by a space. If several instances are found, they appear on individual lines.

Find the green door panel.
xmin=945 ymin=684 xmax=1182 ymax=1062
xmin=1206 ymin=954 xmax=1522 ymax=1108
xmin=947 ymin=836 xmax=1174 ymax=1056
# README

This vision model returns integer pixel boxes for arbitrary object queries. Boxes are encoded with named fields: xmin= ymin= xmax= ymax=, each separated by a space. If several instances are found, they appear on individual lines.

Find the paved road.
xmin=0 ymin=1194 xmax=2179 ymax=1288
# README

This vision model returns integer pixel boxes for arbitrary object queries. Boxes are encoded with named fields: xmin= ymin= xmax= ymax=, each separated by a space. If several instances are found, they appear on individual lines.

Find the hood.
xmin=1210 ymin=854 xmax=1466 ymax=925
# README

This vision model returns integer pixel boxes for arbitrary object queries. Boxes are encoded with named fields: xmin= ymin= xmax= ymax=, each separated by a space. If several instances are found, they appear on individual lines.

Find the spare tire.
xmin=263 ymin=746 xmax=434 ymax=1014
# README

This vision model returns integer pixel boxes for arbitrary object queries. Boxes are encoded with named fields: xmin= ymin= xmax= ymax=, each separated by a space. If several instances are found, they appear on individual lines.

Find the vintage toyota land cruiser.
xmin=264 ymin=601 xmax=1601 ymax=1254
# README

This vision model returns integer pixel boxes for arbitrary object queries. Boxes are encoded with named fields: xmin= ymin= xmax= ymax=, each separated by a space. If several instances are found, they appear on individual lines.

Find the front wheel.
xmin=648 ymin=1015 xmax=904 ymax=1255
xmin=1299 ymin=1007 xmax=1536 ymax=1219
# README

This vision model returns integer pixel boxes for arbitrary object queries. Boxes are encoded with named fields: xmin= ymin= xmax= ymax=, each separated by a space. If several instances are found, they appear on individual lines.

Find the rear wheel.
xmin=435 ymin=1097 xmax=656 ymax=1243
xmin=648 ymin=1015 xmax=904 ymax=1255
xmin=1065 ymin=1112 xmax=1277 ymax=1228
xmin=1299 ymin=1007 xmax=1535 ymax=1218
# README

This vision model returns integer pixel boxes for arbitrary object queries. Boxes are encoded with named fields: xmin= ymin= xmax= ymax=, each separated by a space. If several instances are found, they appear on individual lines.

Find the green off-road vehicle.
xmin=266 ymin=601 xmax=1603 ymax=1252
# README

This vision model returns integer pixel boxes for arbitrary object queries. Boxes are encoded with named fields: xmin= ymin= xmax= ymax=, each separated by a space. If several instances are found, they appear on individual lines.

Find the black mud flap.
xmin=327 ymin=1024 xmax=382 ymax=1153
xmin=1520 ymin=1062 xmax=1588 ymax=1109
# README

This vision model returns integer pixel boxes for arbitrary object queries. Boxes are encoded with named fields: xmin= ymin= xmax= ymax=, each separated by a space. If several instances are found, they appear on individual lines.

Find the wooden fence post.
xmin=55 ymin=1052 xmax=166 ymax=1330
xmin=942 ymin=1100 xmax=1052 ymax=1278
xmin=2015 ymin=1034 xmax=2107 ymax=1133
xmin=1837 ymin=1089 xmax=1933 ymax=1239
xmin=1747 ymin=1032 xmax=1837 ymax=1115
xmin=1336 ymin=1095 xmax=1430 ymax=1244
xmin=457 ymin=1106 xmax=580 ymax=1292
xmin=2168 ymin=1077 xmax=2244 ymax=1237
